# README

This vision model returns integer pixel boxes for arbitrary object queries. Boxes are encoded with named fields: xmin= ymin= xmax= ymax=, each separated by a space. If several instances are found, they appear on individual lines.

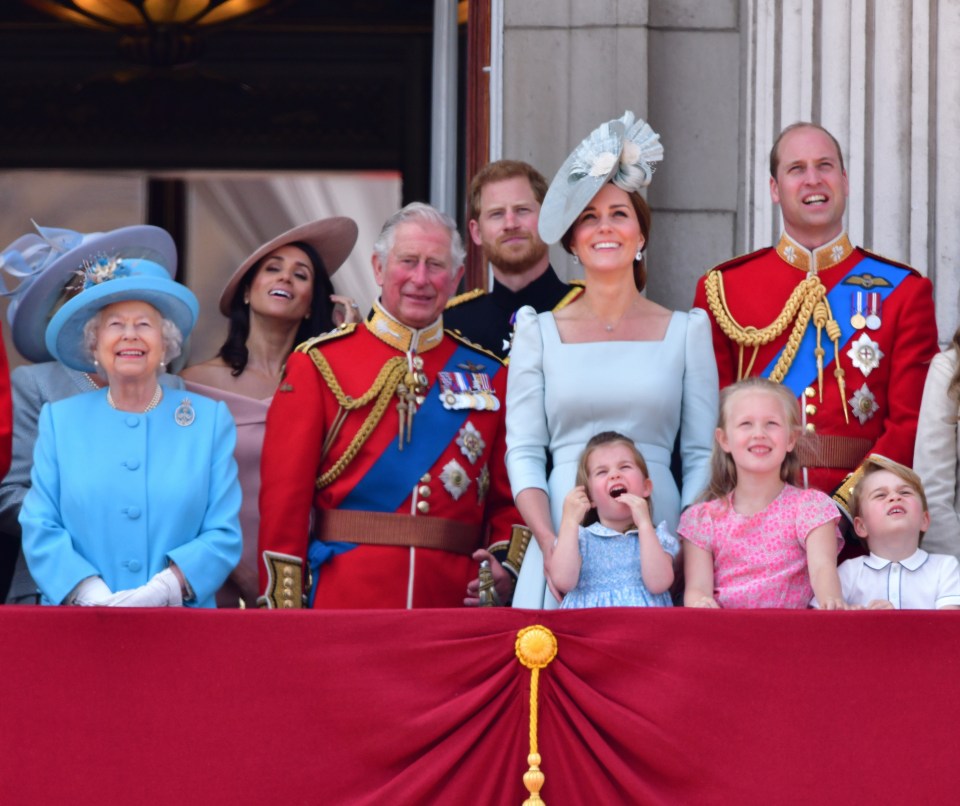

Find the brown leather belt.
xmin=314 ymin=509 xmax=482 ymax=556
xmin=798 ymin=435 xmax=872 ymax=470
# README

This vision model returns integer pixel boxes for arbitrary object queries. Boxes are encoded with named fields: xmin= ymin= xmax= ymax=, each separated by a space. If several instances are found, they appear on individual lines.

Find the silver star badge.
xmin=439 ymin=459 xmax=471 ymax=501
xmin=456 ymin=421 xmax=486 ymax=465
xmin=846 ymin=333 xmax=884 ymax=377
xmin=848 ymin=383 xmax=879 ymax=425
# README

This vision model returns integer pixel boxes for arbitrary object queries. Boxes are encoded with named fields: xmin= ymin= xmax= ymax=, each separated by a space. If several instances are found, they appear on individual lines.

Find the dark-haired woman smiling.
xmin=182 ymin=217 xmax=359 ymax=606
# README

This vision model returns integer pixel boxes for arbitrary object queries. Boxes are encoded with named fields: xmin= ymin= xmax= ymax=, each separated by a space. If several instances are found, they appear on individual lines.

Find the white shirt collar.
xmin=863 ymin=548 xmax=928 ymax=572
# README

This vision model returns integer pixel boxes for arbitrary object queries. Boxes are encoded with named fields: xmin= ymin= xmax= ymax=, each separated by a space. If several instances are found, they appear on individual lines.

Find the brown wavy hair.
xmin=560 ymin=187 xmax=651 ymax=292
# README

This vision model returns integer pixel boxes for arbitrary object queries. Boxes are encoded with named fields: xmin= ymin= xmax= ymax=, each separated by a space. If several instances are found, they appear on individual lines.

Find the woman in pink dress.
xmin=182 ymin=218 xmax=359 ymax=607
xmin=679 ymin=378 xmax=847 ymax=609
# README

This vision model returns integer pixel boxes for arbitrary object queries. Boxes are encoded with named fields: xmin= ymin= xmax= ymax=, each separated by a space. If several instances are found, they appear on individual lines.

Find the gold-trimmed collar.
xmin=776 ymin=231 xmax=853 ymax=273
xmin=366 ymin=299 xmax=444 ymax=353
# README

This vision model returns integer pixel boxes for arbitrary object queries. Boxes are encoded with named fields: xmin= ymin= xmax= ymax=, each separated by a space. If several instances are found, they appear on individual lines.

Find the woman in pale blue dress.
xmin=506 ymin=112 xmax=718 ymax=609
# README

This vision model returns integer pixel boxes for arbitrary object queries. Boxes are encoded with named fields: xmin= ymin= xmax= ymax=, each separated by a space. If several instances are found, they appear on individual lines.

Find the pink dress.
xmin=185 ymin=380 xmax=271 ymax=608
xmin=678 ymin=485 xmax=842 ymax=608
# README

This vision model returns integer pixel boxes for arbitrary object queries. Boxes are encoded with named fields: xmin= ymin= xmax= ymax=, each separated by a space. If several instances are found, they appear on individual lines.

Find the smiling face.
xmin=373 ymin=220 xmax=464 ymax=329
xmin=93 ymin=299 xmax=165 ymax=382
xmin=769 ymin=125 xmax=849 ymax=248
xmin=853 ymin=469 xmax=929 ymax=547
xmin=584 ymin=442 xmax=652 ymax=528
xmin=468 ymin=175 xmax=548 ymax=276
xmin=717 ymin=388 xmax=798 ymax=480
xmin=247 ymin=244 xmax=316 ymax=322
xmin=569 ymin=183 xmax=645 ymax=278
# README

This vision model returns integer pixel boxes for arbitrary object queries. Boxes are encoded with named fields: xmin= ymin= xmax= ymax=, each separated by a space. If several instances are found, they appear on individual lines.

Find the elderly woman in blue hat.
xmin=506 ymin=112 xmax=719 ymax=608
xmin=19 ymin=246 xmax=242 ymax=607
xmin=0 ymin=223 xmax=186 ymax=603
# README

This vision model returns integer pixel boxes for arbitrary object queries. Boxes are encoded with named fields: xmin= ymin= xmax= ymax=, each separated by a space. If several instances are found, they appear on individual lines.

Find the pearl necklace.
xmin=107 ymin=385 xmax=163 ymax=413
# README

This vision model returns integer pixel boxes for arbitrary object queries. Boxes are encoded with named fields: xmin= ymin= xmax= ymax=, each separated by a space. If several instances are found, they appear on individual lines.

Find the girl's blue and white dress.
xmin=560 ymin=521 xmax=680 ymax=609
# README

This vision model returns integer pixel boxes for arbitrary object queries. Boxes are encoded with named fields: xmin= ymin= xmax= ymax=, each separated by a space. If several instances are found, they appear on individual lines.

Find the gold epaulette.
xmin=704 ymin=246 xmax=774 ymax=276
xmin=553 ymin=281 xmax=585 ymax=311
xmin=295 ymin=323 xmax=358 ymax=353
xmin=444 ymin=329 xmax=505 ymax=365
xmin=445 ymin=287 xmax=487 ymax=308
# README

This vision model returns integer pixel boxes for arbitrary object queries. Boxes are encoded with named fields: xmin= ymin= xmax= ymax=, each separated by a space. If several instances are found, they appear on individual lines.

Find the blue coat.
xmin=20 ymin=388 xmax=242 ymax=607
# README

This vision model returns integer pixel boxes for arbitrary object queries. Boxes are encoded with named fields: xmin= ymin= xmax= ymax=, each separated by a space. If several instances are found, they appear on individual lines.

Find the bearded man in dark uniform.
xmin=445 ymin=160 xmax=581 ymax=358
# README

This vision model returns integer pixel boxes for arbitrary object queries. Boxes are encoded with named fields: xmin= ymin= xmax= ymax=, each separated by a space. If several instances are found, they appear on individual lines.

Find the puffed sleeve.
xmin=20 ymin=403 xmax=100 ymax=604
xmin=505 ymin=306 xmax=550 ymax=497
xmin=679 ymin=309 xmax=720 ymax=509
xmin=677 ymin=502 xmax=714 ymax=552
xmin=166 ymin=400 xmax=242 ymax=604
xmin=0 ymin=365 xmax=44 ymax=537
xmin=913 ymin=350 xmax=960 ymax=559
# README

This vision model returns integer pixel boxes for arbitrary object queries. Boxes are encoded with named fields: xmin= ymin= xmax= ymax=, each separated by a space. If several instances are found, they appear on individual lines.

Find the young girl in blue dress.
xmin=552 ymin=431 xmax=678 ymax=608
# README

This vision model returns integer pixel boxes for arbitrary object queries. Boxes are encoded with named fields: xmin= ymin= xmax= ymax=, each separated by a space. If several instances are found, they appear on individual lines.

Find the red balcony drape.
xmin=2 ymin=607 xmax=957 ymax=805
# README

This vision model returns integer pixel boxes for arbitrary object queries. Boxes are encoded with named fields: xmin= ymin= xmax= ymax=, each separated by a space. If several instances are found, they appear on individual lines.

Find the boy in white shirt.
xmin=841 ymin=456 xmax=960 ymax=610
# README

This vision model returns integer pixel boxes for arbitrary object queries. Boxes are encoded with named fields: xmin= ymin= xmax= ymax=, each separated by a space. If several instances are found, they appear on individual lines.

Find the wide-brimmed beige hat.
xmin=218 ymin=216 xmax=358 ymax=315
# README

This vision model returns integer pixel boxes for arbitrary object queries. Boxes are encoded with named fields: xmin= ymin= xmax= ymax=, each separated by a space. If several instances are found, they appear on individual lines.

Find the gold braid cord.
xmin=515 ymin=625 xmax=558 ymax=805
xmin=307 ymin=350 xmax=408 ymax=489
xmin=703 ymin=270 xmax=846 ymax=406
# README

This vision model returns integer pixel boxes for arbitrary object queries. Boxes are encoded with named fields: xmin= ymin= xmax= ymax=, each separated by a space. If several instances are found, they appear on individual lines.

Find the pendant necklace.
xmin=588 ymin=296 xmax=636 ymax=332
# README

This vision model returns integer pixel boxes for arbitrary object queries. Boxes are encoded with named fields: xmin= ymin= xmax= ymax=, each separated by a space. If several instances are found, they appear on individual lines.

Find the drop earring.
xmin=572 ymin=253 xmax=580 ymax=265
xmin=635 ymin=247 xmax=643 ymax=262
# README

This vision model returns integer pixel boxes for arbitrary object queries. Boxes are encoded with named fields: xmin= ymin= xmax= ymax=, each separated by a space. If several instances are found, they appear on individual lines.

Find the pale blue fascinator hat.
xmin=538 ymin=111 xmax=665 ymax=245
xmin=46 ymin=245 xmax=198 ymax=373
xmin=0 ymin=223 xmax=177 ymax=363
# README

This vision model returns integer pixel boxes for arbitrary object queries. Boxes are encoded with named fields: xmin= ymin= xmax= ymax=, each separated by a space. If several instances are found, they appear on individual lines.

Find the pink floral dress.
xmin=678 ymin=485 xmax=842 ymax=608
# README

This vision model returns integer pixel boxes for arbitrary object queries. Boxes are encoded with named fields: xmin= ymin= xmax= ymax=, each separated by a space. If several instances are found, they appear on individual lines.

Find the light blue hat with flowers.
xmin=45 ymin=250 xmax=198 ymax=373
xmin=538 ymin=111 xmax=664 ymax=244
xmin=0 ymin=222 xmax=177 ymax=363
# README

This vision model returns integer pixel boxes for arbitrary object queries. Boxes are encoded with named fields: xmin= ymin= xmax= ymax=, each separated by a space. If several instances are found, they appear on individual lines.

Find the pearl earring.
xmin=635 ymin=248 xmax=643 ymax=262
xmin=572 ymin=254 xmax=580 ymax=265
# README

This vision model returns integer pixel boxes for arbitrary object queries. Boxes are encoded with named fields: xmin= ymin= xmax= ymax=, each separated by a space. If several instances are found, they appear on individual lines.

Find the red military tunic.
xmin=694 ymin=232 xmax=938 ymax=507
xmin=258 ymin=302 xmax=522 ymax=608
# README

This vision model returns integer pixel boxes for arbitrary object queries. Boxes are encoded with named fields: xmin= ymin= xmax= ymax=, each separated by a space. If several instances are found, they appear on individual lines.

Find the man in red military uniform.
xmin=258 ymin=202 xmax=527 ymax=608
xmin=694 ymin=122 xmax=938 ymax=515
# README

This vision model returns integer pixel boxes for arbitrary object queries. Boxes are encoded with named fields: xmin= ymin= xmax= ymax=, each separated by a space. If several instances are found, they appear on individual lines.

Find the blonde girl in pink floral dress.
xmin=679 ymin=378 xmax=847 ymax=609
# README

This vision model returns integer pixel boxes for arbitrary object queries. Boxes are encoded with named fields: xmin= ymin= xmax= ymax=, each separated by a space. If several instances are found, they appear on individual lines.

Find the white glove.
xmin=104 ymin=569 xmax=184 ymax=608
xmin=69 ymin=576 xmax=114 ymax=606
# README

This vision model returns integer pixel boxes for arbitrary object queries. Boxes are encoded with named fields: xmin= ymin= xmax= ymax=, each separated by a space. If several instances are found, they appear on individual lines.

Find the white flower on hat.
xmin=588 ymin=151 xmax=618 ymax=177
xmin=539 ymin=111 xmax=664 ymax=244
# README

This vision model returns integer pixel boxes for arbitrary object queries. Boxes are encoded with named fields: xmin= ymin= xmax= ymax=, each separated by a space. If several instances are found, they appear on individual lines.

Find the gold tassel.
xmin=515 ymin=625 xmax=558 ymax=805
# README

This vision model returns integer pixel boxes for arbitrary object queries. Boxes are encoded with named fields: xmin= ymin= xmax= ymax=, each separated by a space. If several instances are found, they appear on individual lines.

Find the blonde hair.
xmin=701 ymin=378 xmax=803 ymax=502
xmin=851 ymin=456 xmax=929 ymax=539
xmin=575 ymin=431 xmax=652 ymax=526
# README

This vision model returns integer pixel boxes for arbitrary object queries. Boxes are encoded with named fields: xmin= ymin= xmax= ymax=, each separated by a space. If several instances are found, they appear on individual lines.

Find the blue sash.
xmin=761 ymin=256 xmax=909 ymax=396
xmin=307 ymin=344 xmax=499 ymax=600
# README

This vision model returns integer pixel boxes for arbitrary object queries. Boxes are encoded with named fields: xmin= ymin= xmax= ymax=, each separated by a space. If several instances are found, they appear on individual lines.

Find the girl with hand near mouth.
xmin=680 ymin=378 xmax=847 ymax=609
xmin=551 ymin=432 xmax=678 ymax=609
